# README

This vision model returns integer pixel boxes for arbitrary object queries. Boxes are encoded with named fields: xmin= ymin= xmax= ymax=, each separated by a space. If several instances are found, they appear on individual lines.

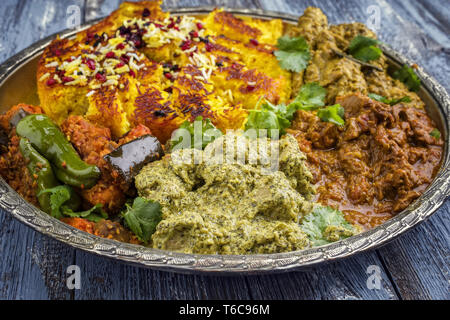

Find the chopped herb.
xmin=62 ymin=204 xmax=107 ymax=223
xmin=289 ymin=82 xmax=327 ymax=110
xmin=38 ymin=185 xmax=107 ymax=222
xmin=245 ymin=99 xmax=296 ymax=138
xmin=122 ymin=197 xmax=162 ymax=244
xmin=368 ymin=93 xmax=411 ymax=105
xmin=274 ymin=36 xmax=311 ymax=72
xmin=348 ymin=35 xmax=382 ymax=62
xmin=38 ymin=185 xmax=73 ymax=219
xmin=170 ymin=116 xmax=222 ymax=150
xmin=348 ymin=36 xmax=382 ymax=62
xmin=430 ymin=128 xmax=441 ymax=140
xmin=300 ymin=206 xmax=358 ymax=246
xmin=392 ymin=65 xmax=421 ymax=92
xmin=317 ymin=104 xmax=345 ymax=126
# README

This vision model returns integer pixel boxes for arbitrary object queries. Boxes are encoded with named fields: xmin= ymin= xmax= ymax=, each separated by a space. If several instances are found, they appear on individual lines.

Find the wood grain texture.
xmin=0 ymin=0 xmax=448 ymax=300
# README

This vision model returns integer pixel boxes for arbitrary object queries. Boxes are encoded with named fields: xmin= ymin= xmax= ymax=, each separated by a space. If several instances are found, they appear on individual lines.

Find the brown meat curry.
xmin=288 ymin=94 xmax=442 ymax=230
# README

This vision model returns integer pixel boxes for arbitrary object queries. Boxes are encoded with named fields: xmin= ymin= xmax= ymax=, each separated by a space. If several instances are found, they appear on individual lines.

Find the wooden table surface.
xmin=0 ymin=0 xmax=448 ymax=300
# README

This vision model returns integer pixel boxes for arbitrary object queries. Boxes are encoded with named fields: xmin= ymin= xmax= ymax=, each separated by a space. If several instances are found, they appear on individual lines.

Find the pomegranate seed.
xmin=246 ymin=85 xmax=256 ymax=92
xmin=164 ymin=72 xmax=173 ymax=80
xmin=129 ymin=70 xmax=136 ymax=77
xmin=115 ymin=62 xmax=125 ymax=68
xmin=105 ymin=51 xmax=115 ymax=58
xmin=154 ymin=23 xmax=163 ymax=28
xmin=86 ymin=59 xmax=96 ymax=70
xmin=190 ymin=31 xmax=199 ymax=38
xmin=142 ymin=8 xmax=150 ymax=17
xmin=116 ymin=43 xmax=125 ymax=50
xmin=120 ymin=55 xmax=130 ymax=64
xmin=62 ymin=76 xmax=74 ymax=83
xmin=205 ymin=42 xmax=213 ymax=52
xmin=167 ymin=22 xmax=175 ymax=29
xmin=250 ymin=38 xmax=259 ymax=46
xmin=46 ymin=78 xmax=56 ymax=86
xmin=181 ymin=40 xmax=192 ymax=51
xmin=173 ymin=26 xmax=180 ymax=31
xmin=54 ymin=48 xmax=62 ymax=56
xmin=95 ymin=73 xmax=106 ymax=82
xmin=196 ymin=22 xmax=203 ymax=30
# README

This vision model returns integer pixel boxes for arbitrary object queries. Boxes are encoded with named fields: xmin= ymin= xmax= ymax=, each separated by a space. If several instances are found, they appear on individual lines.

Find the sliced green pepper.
xmin=19 ymin=137 xmax=59 ymax=214
xmin=16 ymin=114 xmax=100 ymax=188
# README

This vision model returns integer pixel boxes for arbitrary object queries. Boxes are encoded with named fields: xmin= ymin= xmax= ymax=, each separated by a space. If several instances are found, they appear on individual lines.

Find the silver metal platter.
xmin=0 ymin=7 xmax=448 ymax=275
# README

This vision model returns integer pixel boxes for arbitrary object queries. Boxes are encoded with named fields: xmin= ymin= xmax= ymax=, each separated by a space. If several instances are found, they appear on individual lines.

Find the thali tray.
xmin=0 ymin=7 xmax=448 ymax=274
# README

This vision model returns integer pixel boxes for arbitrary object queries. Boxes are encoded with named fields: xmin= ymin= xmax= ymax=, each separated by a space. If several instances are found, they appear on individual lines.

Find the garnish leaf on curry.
xmin=392 ymin=65 xmax=421 ymax=92
xmin=430 ymin=128 xmax=441 ymax=140
xmin=275 ymin=36 xmax=311 ymax=72
xmin=316 ymin=104 xmax=345 ymax=126
xmin=368 ymin=93 xmax=412 ymax=105
xmin=348 ymin=35 xmax=382 ymax=62
xmin=290 ymin=82 xmax=327 ymax=110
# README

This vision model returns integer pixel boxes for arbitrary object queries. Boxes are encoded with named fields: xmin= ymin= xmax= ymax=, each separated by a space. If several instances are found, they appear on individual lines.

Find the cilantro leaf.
xmin=430 ymin=128 xmax=441 ymax=140
xmin=316 ymin=104 xmax=345 ymax=126
xmin=290 ymin=82 xmax=327 ymax=110
xmin=368 ymin=93 xmax=411 ymax=105
xmin=275 ymin=36 xmax=311 ymax=72
xmin=245 ymin=100 xmax=297 ymax=138
xmin=39 ymin=185 xmax=107 ymax=222
xmin=38 ymin=185 xmax=77 ymax=219
xmin=170 ymin=116 xmax=222 ymax=150
xmin=348 ymin=35 xmax=382 ymax=62
xmin=392 ymin=65 xmax=421 ymax=92
xmin=62 ymin=204 xmax=107 ymax=223
xmin=300 ymin=206 xmax=358 ymax=246
xmin=122 ymin=197 xmax=162 ymax=244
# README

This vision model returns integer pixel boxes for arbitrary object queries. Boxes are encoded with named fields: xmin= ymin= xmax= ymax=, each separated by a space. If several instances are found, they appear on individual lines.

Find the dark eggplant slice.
xmin=9 ymin=108 xmax=31 ymax=128
xmin=104 ymin=134 xmax=164 ymax=184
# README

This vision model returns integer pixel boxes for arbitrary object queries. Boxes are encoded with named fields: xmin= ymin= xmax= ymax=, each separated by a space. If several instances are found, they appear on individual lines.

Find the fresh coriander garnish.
xmin=348 ymin=35 xmax=382 ymax=62
xmin=392 ymin=65 xmax=421 ymax=92
xmin=170 ymin=116 xmax=222 ymax=150
xmin=122 ymin=197 xmax=162 ymax=244
xmin=301 ymin=205 xmax=358 ymax=246
xmin=245 ymin=100 xmax=297 ymax=138
xmin=430 ymin=128 xmax=441 ymax=140
xmin=289 ymin=82 xmax=327 ymax=110
xmin=368 ymin=93 xmax=411 ymax=105
xmin=274 ymin=36 xmax=311 ymax=72
xmin=38 ymin=185 xmax=107 ymax=222
xmin=317 ymin=104 xmax=345 ymax=126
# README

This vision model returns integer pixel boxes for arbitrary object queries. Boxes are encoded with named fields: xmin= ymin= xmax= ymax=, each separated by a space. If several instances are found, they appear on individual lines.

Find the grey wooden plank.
xmin=0 ymin=0 xmax=84 ymax=299
xmin=377 ymin=200 xmax=450 ymax=300
xmin=246 ymin=254 xmax=399 ymax=300
xmin=0 ymin=0 xmax=85 ymax=63
xmin=85 ymin=0 xmax=263 ymax=22
xmin=74 ymin=251 xmax=252 ymax=300
xmin=0 ymin=210 xmax=76 ymax=300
